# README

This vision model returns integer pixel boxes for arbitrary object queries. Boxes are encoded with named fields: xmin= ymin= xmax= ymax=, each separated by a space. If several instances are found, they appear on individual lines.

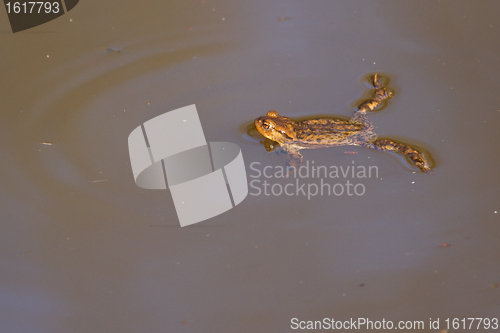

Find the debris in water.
xmin=278 ymin=17 xmax=293 ymax=22
xmin=439 ymin=243 xmax=452 ymax=248
xmin=344 ymin=151 xmax=358 ymax=154
xmin=104 ymin=47 xmax=126 ymax=54
xmin=92 ymin=179 xmax=108 ymax=183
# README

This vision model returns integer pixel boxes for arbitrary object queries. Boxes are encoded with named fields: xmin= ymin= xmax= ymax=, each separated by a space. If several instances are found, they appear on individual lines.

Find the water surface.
xmin=1 ymin=0 xmax=499 ymax=332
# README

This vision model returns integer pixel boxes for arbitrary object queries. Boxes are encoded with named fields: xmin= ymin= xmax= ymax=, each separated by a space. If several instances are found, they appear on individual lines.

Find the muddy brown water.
xmin=1 ymin=1 xmax=499 ymax=332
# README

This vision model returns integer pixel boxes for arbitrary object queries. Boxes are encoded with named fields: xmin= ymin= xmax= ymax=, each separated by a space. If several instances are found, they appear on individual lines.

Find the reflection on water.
xmin=239 ymin=120 xmax=263 ymax=145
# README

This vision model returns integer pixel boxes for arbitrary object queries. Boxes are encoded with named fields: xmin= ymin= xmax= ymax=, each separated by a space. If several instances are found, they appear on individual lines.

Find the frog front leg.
xmin=263 ymin=138 xmax=278 ymax=152
xmin=284 ymin=148 xmax=303 ymax=177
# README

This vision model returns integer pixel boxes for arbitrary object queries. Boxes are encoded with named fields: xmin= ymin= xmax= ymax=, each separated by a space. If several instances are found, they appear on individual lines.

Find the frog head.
xmin=254 ymin=110 xmax=296 ymax=143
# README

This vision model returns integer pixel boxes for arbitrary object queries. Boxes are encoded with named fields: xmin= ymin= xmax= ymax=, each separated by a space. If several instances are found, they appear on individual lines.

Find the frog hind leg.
xmin=369 ymin=139 xmax=432 ymax=173
xmin=357 ymin=73 xmax=393 ymax=113
xmin=350 ymin=74 xmax=393 ymax=129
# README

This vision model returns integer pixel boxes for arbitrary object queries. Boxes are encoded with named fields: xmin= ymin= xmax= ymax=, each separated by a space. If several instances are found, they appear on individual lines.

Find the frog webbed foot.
xmin=285 ymin=150 xmax=303 ymax=178
xmin=371 ymin=73 xmax=382 ymax=89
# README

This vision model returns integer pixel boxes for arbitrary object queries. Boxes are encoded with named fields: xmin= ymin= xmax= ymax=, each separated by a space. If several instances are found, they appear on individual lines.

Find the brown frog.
xmin=254 ymin=74 xmax=432 ymax=172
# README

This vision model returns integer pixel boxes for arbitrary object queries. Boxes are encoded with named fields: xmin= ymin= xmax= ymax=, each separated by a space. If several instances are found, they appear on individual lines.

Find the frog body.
xmin=254 ymin=74 xmax=431 ymax=172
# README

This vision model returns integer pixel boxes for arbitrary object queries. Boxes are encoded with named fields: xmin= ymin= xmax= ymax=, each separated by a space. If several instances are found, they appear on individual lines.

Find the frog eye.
xmin=262 ymin=121 xmax=270 ymax=129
